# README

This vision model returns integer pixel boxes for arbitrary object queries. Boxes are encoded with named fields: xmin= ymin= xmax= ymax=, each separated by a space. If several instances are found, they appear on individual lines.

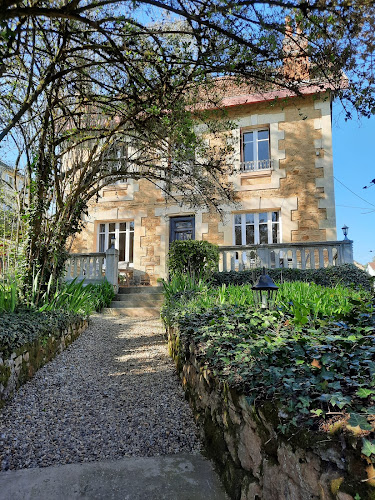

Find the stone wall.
xmin=0 ymin=319 xmax=88 ymax=406
xmin=167 ymin=327 xmax=375 ymax=500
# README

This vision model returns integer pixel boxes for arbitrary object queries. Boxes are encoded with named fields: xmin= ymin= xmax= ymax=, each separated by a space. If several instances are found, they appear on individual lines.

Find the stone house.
xmin=71 ymin=77 xmax=346 ymax=285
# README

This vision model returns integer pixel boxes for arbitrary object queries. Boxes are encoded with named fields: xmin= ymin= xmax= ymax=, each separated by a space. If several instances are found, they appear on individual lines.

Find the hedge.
xmin=168 ymin=240 xmax=219 ymax=278
xmin=211 ymin=264 xmax=373 ymax=291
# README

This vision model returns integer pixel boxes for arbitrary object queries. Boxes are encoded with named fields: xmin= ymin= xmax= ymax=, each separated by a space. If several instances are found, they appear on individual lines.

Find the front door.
xmin=170 ymin=216 xmax=195 ymax=242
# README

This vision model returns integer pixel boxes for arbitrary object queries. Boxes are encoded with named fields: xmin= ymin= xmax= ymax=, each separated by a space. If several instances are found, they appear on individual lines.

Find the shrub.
xmin=212 ymin=264 xmax=372 ymax=291
xmin=0 ymin=310 xmax=82 ymax=356
xmin=167 ymin=240 xmax=219 ymax=279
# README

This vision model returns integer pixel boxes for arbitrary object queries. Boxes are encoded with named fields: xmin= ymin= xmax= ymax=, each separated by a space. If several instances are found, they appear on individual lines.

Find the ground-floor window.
xmin=234 ymin=211 xmax=280 ymax=245
xmin=98 ymin=221 xmax=134 ymax=263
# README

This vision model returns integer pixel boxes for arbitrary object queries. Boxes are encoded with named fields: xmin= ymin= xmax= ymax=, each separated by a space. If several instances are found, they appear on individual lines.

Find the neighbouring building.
xmin=366 ymin=262 xmax=375 ymax=277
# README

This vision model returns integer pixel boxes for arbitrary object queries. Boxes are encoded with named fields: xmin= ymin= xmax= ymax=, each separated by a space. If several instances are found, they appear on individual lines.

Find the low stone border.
xmin=0 ymin=318 xmax=88 ymax=405
xmin=166 ymin=326 xmax=375 ymax=500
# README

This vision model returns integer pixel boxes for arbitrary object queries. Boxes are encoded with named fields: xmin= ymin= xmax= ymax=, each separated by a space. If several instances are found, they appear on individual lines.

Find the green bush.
xmin=168 ymin=240 xmax=219 ymax=279
xmin=0 ymin=310 xmax=83 ymax=356
xmin=212 ymin=264 xmax=372 ymax=291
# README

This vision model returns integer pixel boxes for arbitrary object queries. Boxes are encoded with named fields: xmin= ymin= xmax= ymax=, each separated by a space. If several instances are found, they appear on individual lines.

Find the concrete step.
xmin=0 ymin=453 xmax=228 ymax=500
xmin=114 ymin=293 xmax=164 ymax=303
xmin=102 ymin=307 xmax=161 ymax=318
xmin=118 ymin=286 xmax=163 ymax=295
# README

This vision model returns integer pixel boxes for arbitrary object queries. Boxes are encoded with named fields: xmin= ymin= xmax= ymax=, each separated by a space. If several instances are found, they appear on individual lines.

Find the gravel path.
xmin=0 ymin=316 xmax=201 ymax=471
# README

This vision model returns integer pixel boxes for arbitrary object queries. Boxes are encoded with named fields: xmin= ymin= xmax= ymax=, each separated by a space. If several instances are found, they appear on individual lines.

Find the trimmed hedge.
xmin=168 ymin=240 xmax=219 ymax=278
xmin=212 ymin=264 xmax=373 ymax=291
xmin=0 ymin=310 xmax=83 ymax=357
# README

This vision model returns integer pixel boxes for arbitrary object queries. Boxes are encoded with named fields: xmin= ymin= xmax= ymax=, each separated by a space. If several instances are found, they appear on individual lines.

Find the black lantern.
xmin=252 ymin=268 xmax=279 ymax=309
xmin=110 ymin=236 xmax=116 ymax=249
xmin=341 ymin=224 xmax=349 ymax=240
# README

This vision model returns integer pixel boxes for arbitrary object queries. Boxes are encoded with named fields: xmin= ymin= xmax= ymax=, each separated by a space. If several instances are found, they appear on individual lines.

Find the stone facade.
xmin=72 ymin=91 xmax=337 ymax=284
xmin=167 ymin=326 xmax=375 ymax=500
xmin=0 ymin=319 xmax=88 ymax=405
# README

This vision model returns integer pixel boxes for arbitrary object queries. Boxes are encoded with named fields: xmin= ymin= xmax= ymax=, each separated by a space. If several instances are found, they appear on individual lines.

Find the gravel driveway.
xmin=0 ymin=316 xmax=201 ymax=471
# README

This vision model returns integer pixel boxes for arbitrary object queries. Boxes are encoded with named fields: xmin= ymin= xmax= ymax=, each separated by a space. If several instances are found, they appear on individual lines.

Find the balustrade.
xmin=240 ymin=159 xmax=273 ymax=172
xmin=218 ymin=240 xmax=353 ymax=272
xmin=65 ymin=248 xmax=119 ymax=292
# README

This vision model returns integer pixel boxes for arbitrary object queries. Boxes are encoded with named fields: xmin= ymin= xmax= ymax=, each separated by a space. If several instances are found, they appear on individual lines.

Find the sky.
xmin=332 ymin=102 xmax=375 ymax=266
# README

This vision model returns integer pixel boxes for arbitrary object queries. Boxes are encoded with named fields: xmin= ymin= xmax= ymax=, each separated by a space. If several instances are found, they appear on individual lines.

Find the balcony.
xmin=240 ymin=159 xmax=273 ymax=173
xmin=218 ymin=240 xmax=353 ymax=272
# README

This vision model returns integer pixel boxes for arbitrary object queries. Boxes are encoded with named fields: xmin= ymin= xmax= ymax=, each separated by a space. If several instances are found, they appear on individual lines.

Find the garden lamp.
xmin=110 ymin=236 xmax=116 ymax=249
xmin=252 ymin=267 xmax=279 ymax=309
xmin=341 ymin=224 xmax=349 ymax=240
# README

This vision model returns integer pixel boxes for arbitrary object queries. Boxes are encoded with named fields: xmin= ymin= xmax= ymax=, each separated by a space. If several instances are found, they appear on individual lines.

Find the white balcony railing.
xmin=240 ymin=159 xmax=273 ymax=172
xmin=65 ymin=248 xmax=119 ymax=292
xmin=218 ymin=240 xmax=353 ymax=272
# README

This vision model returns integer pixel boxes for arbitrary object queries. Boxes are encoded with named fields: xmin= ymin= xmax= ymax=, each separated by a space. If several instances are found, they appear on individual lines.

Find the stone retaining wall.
xmin=167 ymin=327 xmax=375 ymax=500
xmin=0 ymin=319 xmax=88 ymax=405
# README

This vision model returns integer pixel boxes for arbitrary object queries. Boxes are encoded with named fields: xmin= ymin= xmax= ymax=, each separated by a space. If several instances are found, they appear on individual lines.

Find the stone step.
xmin=118 ymin=286 xmax=163 ymax=295
xmin=114 ymin=293 xmax=164 ymax=303
xmin=102 ymin=307 xmax=161 ymax=318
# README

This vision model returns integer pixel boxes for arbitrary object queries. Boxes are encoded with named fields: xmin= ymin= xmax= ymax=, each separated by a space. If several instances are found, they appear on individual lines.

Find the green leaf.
xmin=356 ymin=388 xmax=373 ymax=399
xmin=362 ymin=438 xmax=375 ymax=457
xmin=348 ymin=413 xmax=372 ymax=431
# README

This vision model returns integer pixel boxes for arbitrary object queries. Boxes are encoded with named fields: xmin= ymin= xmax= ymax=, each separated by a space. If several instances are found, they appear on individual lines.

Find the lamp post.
xmin=252 ymin=268 xmax=279 ymax=309
xmin=110 ymin=236 xmax=116 ymax=249
xmin=342 ymin=225 xmax=349 ymax=240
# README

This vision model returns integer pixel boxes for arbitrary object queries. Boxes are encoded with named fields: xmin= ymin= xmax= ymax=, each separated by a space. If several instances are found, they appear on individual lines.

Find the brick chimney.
xmin=283 ymin=16 xmax=310 ymax=81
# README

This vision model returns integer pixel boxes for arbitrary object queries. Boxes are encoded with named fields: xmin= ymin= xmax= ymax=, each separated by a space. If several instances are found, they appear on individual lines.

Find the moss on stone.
xmin=0 ymin=363 xmax=10 ymax=387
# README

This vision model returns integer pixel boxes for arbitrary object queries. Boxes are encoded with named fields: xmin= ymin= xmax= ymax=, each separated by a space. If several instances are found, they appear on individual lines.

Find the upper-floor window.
xmin=234 ymin=211 xmax=280 ymax=245
xmin=241 ymin=129 xmax=272 ymax=172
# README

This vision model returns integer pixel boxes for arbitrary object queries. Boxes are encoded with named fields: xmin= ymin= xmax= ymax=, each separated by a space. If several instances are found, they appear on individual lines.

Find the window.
xmin=234 ymin=212 xmax=280 ymax=245
xmin=241 ymin=129 xmax=272 ymax=172
xmin=98 ymin=221 xmax=134 ymax=264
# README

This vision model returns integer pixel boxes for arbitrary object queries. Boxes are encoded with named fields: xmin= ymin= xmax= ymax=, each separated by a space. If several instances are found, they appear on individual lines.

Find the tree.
xmin=1 ymin=1 xmax=375 ymax=298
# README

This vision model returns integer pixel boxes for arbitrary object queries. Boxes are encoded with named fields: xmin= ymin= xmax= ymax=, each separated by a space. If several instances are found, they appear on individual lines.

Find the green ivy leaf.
xmin=348 ymin=413 xmax=372 ymax=431
xmin=362 ymin=438 xmax=375 ymax=457
xmin=356 ymin=388 xmax=373 ymax=399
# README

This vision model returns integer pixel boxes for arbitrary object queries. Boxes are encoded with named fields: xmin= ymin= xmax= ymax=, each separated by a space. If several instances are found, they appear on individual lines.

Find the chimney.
xmin=283 ymin=16 xmax=310 ymax=82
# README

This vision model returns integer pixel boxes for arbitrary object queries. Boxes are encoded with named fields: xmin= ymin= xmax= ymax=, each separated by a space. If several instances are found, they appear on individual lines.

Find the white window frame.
xmin=98 ymin=221 xmax=134 ymax=265
xmin=233 ymin=211 xmax=281 ymax=245
xmin=241 ymin=128 xmax=272 ymax=172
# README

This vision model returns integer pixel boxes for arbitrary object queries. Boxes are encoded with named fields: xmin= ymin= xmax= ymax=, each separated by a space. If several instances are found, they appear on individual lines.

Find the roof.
xmin=193 ymin=75 xmax=348 ymax=111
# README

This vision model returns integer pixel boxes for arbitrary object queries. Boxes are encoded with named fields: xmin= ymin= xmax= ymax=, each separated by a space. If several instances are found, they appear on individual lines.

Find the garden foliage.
xmin=212 ymin=264 xmax=373 ymax=291
xmin=0 ymin=310 xmax=82 ymax=357
xmin=167 ymin=240 xmax=219 ymax=279
xmin=37 ymin=279 xmax=114 ymax=315
xmin=162 ymin=275 xmax=375 ymax=454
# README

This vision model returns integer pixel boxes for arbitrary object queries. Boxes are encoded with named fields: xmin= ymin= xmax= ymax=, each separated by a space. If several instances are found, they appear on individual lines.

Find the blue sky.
xmin=332 ymin=102 xmax=375 ymax=265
